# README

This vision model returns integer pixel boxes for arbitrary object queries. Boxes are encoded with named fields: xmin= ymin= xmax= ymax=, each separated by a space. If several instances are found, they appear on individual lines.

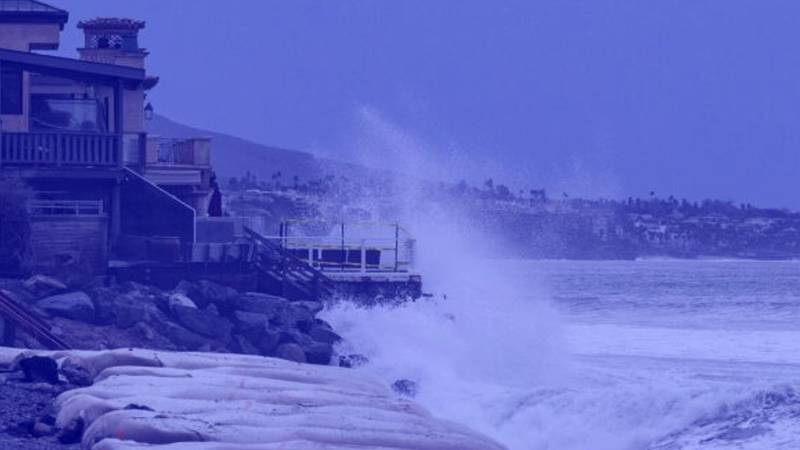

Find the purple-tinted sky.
xmin=58 ymin=1 xmax=800 ymax=208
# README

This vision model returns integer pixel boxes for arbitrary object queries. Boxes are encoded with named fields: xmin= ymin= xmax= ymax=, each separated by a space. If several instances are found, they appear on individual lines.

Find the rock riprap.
xmin=6 ymin=277 xmax=339 ymax=366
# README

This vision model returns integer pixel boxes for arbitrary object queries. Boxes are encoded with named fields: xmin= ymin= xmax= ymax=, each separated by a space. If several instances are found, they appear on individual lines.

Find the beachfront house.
xmin=0 ymin=1 xmax=418 ymax=302
xmin=0 ymin=1 xmax=212 ymax=273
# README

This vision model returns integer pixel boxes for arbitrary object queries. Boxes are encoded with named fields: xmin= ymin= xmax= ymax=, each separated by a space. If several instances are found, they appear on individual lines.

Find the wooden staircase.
xmin=244 ymin=226 xmax=335 ymax=301
xmin=0 ymin=290 xmax=70 ymax=350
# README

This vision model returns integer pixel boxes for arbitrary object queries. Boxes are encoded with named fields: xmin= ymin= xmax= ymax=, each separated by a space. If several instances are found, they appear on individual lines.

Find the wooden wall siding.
xmin=30 ymin=216 xmax=108 ymax=273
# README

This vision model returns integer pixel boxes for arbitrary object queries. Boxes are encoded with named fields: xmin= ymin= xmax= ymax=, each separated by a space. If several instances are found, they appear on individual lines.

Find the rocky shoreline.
xmin=1 ymin=276 xmax=345 ymax=366
xmin=0 ymin=275 xmax=377 ymax=448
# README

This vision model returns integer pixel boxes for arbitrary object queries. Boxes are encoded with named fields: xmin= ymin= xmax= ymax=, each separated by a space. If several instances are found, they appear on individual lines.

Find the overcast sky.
xmin=58 ymin=1 xmax=800 ymax=208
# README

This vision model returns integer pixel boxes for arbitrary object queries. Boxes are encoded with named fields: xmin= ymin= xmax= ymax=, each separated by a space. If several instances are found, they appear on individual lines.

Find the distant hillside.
xmin=146 ymin=114 xmax=375 ymax=183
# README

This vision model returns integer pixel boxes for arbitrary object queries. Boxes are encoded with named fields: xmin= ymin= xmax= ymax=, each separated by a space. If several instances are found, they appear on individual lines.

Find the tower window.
xmin=90 ymin=34 xmax=123 ymax=49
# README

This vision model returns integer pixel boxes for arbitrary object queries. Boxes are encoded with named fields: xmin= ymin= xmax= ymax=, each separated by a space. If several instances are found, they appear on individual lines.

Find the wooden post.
xmin=114 ymin=79 xmax=124 ymax=167
xmin=111 ymin=181 xmax=122 ymax=251
xmin=360 ymin=239 xmax=366 ymax=273
xmin=341 ymin=223 xmax=345 ymax=271
xmin=394 ymin=223 xmax=400 ymax=272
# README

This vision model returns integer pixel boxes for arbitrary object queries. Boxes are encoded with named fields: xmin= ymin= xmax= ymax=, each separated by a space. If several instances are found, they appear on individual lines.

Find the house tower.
xmin=77 ymin=18 xmax=147 ymax=69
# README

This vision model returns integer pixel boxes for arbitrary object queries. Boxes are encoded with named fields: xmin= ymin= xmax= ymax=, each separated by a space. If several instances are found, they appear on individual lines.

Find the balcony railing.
xmin=29 ymin=200 xmax=105 ymax=216
xmin=0 ymin=132 xmax=121 ymax=167
xmin=146 ymin=136 xmax=210 ymax=167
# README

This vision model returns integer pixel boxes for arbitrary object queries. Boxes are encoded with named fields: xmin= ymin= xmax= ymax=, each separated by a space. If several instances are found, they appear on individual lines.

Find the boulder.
xmin=36 ymin=291 xmax=95 ymax=323
xmin=174 ymin=280 xmax=239 ymax=312
xmin=309 ymin=324 xmax=343 ymax=345
xmin=274 ymin=301 xmax=319 ymax=331
xmin=230 ymin=334 xmax=260 ymax=355
xmin=168 ymin=293 xmax=197 ymax=312
xmin=60 ymin=358 xmax=93 ymax=386
xmin=392 ymin=379 xmax=418 ymax=397
xmin=274 ymin=343 xmax=306 ymax=363
xmin=303 ymin=342 xmax=333 ymax=365
xmin=32 ymin=418 xmax=55 ymax=437
xmin=17 ymin=355 xmax=59 ymax=384
xmin=88 ymin=287 xmax=118 ymax=326
xmin=231 ymin=310 xmax=270 ymax=341
xmin=291 ymin=300 xmax=324 ymax=315
xmin=338 ymin=353 xmax=369 ymax=368
xmin=114 ymin=294 xmax=150 ymax=329
xmin=235 ymin=292 xmax=288 ymax=317
xmin=120 ymin=281 xmax=161 ymax=297
xmin=162 ymin=322 xmax=208 ymax=350
xmin=255 ymin=327 xmax=282 ymax=355
xmin=23 ymin=274 xmax=67 ymax=298
xmin=204 ymin=303 xmax=220 ymax=316
xmin=172 ymin=305 xmax=233 ymax=339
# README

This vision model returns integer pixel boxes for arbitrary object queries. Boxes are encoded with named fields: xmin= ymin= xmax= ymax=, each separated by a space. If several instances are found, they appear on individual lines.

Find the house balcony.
xmin=0 ymin=131 xmax=210 ymax=182
xmin=142 ymin=136 xmax=211 ymax=188
xmin=0 ymin=131 xmax=131 ymax=180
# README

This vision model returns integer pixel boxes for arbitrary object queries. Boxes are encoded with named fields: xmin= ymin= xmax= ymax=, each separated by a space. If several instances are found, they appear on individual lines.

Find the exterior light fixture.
xmin=144 ymin=102 xmax=154 ymax=121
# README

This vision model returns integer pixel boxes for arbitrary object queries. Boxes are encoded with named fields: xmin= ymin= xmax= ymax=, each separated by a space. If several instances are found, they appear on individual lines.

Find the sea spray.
xmin=322 ymin=206 xmax=570 ymax=448
xmin=320 ymin=107 xmax=800 ymax=449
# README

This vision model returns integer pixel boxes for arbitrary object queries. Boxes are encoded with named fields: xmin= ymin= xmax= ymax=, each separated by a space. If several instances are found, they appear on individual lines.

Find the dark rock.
xmin=57 ymin=417 xmax=84 ymax=444
xmin=272 ymin=301 xmax=319 ymax=331
xmin=204 ymin=303 xmax=220 ymax=316
xmin=232 ymin=310 xmax=269 ymax=341
xmin=32 ymin=419 xmax=55 ymax=437
xmin=162 ymin=322 xmax=208 ymax=350
xmin=230 ymin=334 xmax=260 ymax=355
xmin=309 ymin=325 xmax=343 ymax=345
xmin=392 ymin=379 xmax=418 ymax=397
xmin=60 ymin=358 xmax=93 ymax=387
xmin=114 ymin=294 xmax=149 ymax=329
xmin=235 ymin=292 xmax=288 ymax=317
xmin=278 ymin=328 xmax=313 ymax=347
xmin=23 ymin=274 xmax=67 ymax=298
xmin=121 ymin=281 xmax=160 ymax=297
xmin=255 ymin=327 xmax=282 ymax=355
xmin=172 ymin=305 xmax=233 ymax=339
xmin=134 ymin=321 xmax=156 ymax=341
xmin=303 ymin=342 xmax=333 ymax=365
xmin=291 ymin=300 xmax=324 ymax=315
xmin=274 ymin=343 xmax=306 ymax=363
xmin=36 ymin=291 xmax=95 ymax=323
xmin=339 ymin=353 xmax=369 ymax=368
xmin=18 ymin=355 xmax=59 ymax=384
xmin=175 ymin=280 xmax=239 ymax=313
xmin=168 ymin=293 xmax=197 ymax=313
xmin=88 ymin=287 xmax=118 ymax=326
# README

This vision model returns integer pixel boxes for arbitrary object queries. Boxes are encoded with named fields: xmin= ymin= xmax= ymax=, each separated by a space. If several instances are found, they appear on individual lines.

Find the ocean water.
xmin=323 ymin=259 xmax=800 ymax=450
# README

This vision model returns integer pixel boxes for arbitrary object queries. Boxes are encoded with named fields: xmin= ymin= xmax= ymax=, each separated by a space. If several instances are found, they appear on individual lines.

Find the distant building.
xmin=0 ymin=0 xmax=212 ymax=272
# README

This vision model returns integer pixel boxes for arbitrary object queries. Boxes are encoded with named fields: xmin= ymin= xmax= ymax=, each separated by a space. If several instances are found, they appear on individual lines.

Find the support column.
xmin=114 ymin=79 xmax=124 ymax=167
xmin=111 ymin=180 xmax=122 ymax=252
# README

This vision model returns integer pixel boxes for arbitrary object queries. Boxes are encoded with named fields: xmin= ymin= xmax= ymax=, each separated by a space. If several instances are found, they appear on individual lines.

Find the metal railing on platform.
xmin=277 ymin=221 xmax=416 ymax=273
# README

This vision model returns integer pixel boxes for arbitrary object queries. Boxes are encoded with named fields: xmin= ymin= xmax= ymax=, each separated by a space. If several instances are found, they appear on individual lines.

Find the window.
xmin=1 ymin=69 xmax=23 ymax=115
xmin=30 ymin=95 xmax=108 ymax=132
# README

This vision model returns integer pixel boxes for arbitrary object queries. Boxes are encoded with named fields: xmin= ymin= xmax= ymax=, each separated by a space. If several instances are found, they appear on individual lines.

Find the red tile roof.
xmin=77 ymin=17 xmax=145 ymax=30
